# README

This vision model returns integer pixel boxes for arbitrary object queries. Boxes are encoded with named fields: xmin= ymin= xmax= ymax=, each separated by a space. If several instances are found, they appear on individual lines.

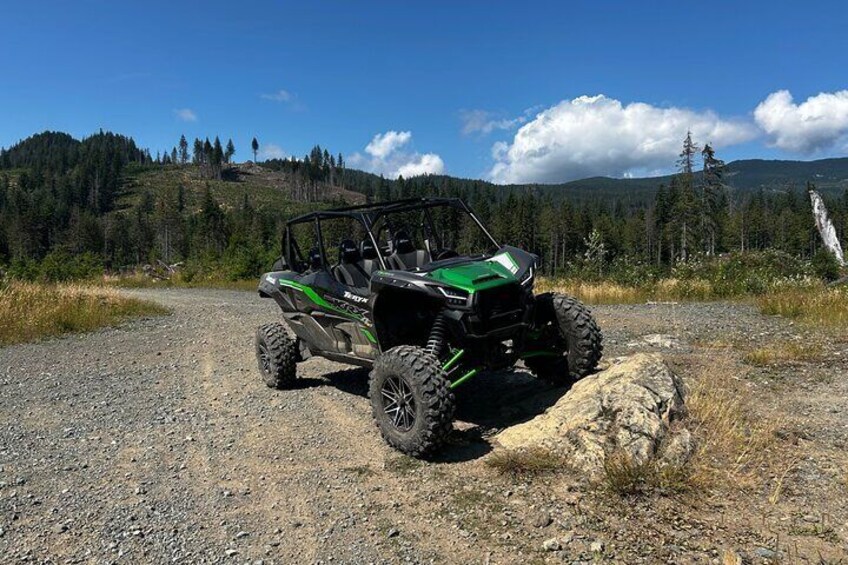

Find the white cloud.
xmin=258 ymin=143 xmax=286 ymax=160
xmin=488 ymin=95 xmax=756 ymax=184
xmin=174 ymin=108 xmax=198 ymax=122
xmin=459 ymin=107 xmax=540 ymax=136
xmin=365 ymin=130 xmax=412 ymax=159
xmin=754 ymin=89 xmax=848 ymax=154
xmin=396 ymin=153 xmax=445 ymax=178
xmin=260 ymin=89 xmax=293 ymax=103
xmin=350 ymin=130 xmax=444 ymax=179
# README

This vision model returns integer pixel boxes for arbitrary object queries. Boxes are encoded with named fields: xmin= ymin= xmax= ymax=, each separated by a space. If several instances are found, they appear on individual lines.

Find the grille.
xmin=476 ymin=283 xmax=523 ymax=325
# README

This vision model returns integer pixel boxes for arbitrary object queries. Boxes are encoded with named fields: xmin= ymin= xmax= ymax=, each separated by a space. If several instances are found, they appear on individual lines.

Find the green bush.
xmin=3 ymin=250 xmax=104 ymax=282
xmin=811 ymin=248 xmax=842 ymax=282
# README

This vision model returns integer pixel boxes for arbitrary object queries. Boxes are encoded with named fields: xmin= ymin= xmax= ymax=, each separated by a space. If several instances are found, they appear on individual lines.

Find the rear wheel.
xmin=369 ymin=346 xmax=455 ymax=457
xmin=525 ymin=293 xmax=603 ymax=385
xmin=256 ymin=322 xmax=298 ymax=389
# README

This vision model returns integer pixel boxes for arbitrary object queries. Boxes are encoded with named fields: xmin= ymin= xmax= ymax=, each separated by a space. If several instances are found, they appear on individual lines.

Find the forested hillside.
xmin=1 ymin=130 xmax=847 ymax=282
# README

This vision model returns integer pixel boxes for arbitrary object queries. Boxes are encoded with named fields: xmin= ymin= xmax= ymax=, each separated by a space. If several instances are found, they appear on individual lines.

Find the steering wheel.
xmin=433 ymin=248 xmax=459 ymax=261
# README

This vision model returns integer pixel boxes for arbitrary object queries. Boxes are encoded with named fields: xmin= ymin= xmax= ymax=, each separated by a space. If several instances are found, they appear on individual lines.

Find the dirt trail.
xmin=1 ymin=289 xmax=846 ymax=563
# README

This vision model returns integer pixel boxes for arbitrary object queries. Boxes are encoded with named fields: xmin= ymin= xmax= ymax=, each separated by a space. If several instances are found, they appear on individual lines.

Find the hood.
xmin=426 ymin=251 xmax=520 ymax=293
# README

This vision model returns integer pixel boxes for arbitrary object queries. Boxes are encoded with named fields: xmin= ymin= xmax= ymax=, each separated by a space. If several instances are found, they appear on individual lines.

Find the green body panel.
xmin=426 ymin=252 xmax=518 ymax=293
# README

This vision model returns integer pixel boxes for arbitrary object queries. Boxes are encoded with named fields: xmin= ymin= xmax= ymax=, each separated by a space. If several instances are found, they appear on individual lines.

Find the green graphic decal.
xmin=361 ymin=328 xmax=378 ymax=344
xmin=276 ymin=279 xmax=368 ymax=324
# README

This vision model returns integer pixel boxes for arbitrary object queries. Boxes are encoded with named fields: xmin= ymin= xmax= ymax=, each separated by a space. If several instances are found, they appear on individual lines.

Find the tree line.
xmin=0 ymin=129 xmax=846 ymax=282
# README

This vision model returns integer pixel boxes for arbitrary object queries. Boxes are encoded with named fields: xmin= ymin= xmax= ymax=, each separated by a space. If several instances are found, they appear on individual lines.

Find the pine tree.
xmin=251 ymin=137 xmax=259 ymax=162
xmin=675 ymin=132 xmax=701 ymax=261
xmin=179 ymin=135 xmax=189 ymax=165
xmin=701 ymin=143 xmax=727 ymax=254
xmin=192 ymin=138 xmax=203 ymax=165
xmin=225 ymin=139 xmax=235 ymax=164
xmin=677 ymin=130 xmax=700 ymax=175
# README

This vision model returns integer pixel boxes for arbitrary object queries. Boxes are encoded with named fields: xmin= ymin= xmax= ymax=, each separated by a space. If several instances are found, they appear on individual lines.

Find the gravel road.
xmin=2 ymin=288 xmax=847 ymax=563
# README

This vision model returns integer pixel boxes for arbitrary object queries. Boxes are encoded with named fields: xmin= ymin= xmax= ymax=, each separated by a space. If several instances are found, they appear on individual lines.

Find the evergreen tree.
xmin=701 ymin=143 xmax=727 ymax=254
xmin=251 ymin=137 xmax=259 ymax=162
xmin=179 ymin=135 xmax=189 ymax=165
xmin=225 ymin=139 xmax=236 ymax=164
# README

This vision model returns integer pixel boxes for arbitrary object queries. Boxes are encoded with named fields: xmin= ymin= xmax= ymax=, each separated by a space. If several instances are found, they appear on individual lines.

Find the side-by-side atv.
xmin=255 ymin=197 xmax=602 ymax=456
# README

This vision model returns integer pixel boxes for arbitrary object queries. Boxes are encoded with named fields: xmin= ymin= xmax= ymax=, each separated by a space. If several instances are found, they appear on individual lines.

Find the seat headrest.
xmin=392 ymin=230 xmax=415 ymax=254
xmin=338 ymin=239 xmax=361 ymax=264
xmin=308 ymin=247 xmax=323 ymax=269
xmin=360 ymin=238 xmax=378 ymax=260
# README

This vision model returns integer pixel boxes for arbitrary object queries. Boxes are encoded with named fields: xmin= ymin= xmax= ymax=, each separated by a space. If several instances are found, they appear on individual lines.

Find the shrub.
xmin=811 ymin=248 xmax=842 ymax=282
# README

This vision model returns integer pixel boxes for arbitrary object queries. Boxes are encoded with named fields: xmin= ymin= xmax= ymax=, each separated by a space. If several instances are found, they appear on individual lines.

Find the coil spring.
xmin=426 ymin=309 xmax=449 ymax=358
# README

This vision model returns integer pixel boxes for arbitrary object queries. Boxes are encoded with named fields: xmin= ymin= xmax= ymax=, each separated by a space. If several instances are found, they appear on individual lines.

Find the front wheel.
xmin=525 ymin=293 xmax=603 ymax=385
xmin=368 ymin=346 xmax=455 ymax=457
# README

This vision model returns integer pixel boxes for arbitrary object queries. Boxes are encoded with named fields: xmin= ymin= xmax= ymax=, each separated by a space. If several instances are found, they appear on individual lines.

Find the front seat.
xmin=360 ymin=239 xmax=380 ymax=275
xmin=332 ymin=239 xmax=371 ymax=289
xmin=387 ymin=230 xmax=429 ymax=270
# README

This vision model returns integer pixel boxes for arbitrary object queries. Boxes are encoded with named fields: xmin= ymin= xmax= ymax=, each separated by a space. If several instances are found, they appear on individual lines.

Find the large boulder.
xmin=495 ymin=353 xmax=692 ymax=478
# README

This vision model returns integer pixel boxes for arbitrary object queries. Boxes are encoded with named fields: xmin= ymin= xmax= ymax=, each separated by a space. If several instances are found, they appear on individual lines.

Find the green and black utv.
xmin=256 ymin=198 xmax=602 ymax=456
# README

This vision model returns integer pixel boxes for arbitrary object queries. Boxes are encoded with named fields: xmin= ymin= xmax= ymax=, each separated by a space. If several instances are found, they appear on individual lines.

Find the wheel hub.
xmin=258 ymin=341 xmax=271 ymax=373
xmin=381 ymin=376 xmax=416 ymax=432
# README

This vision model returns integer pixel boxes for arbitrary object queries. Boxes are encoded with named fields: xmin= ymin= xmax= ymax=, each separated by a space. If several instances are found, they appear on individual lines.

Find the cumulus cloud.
xmin=349 ymin=131 xmax=444 ymax=178
xmin=173 ymin=108 xmax=198 ymax=122
xmin=260 ymin=89 xmax=293 ymax=103
xmin=364 ymin=130 xmax=412 ymax=159
xmin=754 ymin=89 xmax=848 ymax=154
xmin=488 ymin=95 xmax=756 ymax=184
xmin=258 ymin=143 xmax=286 ymax=160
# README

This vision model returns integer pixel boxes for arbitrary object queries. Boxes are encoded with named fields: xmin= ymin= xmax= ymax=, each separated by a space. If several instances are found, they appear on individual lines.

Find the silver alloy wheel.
xmin=381 ymin=376 xmax=416 ymax=431
xmin=258 ymin=341 xmax=271 ymax=373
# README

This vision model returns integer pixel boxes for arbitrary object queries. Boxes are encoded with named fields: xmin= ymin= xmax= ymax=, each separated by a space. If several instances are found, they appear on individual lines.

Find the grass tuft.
xmin=756 ymin=287 xmax=848 ymax=329
xmin=0 ymin=281 xmax=168 ymax=346
xmin=486 ymin=447 xmax=567 ymax=477
xmin=601 ymin=451 xmax=689 ymax=496
xmin=685 ymin=359 xmax=782 ymax=489
xmin=743 ymin=341 xmax=823 ymax=367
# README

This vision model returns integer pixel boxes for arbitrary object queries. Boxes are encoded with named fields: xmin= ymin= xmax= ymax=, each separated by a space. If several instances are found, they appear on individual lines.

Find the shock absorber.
xmin=426 ymin=309 xmax=449 ymax=358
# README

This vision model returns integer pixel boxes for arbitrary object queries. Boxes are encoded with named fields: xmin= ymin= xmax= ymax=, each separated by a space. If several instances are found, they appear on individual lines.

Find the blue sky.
xmin=2 ymin=0 xmax=847 ymax=183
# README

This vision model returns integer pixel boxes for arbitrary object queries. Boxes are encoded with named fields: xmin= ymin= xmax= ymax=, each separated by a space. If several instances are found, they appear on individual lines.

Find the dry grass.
xmin=0 ymin=281 xmax=168 ymax=346
xmin=743 ymin=341 xmax=824 ymax=367
xmin=756 ymin=286 xmax=848 ymax=329
xmin=601 ymin=451 xmax=689 ymax=496
xmin=485 ymin=447 xmax=568 ymax=477
xmin=536 ymin=277 xmax=717 ymax=305
xmin=105 ymin=273 xmax=258 ymax=292
xmin=536 ymin=279 xmax=648 ymax=304
xmin=685 ymin=358 xmax=782 ymax=488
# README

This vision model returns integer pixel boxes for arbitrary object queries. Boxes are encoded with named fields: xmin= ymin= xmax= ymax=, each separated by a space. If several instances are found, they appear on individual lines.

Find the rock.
xmin=627 ymin=334 xmax=681 ymax=349
xmin=660 ymin=428 xmax=694 ymax=468
xmin=235 ymin=530 xmax=249 ymax=539
xmin=495 ymin=353 xmax=691 ymax=478
xmin=224 ymin=548 xmax=238 ymax=557
xmin=530 ymin=511 xmax=552 ymax=528
xmin=387 ymin=528 xmax=399 ymax=538
xmin=590 ymin=540 xmax=605 ymax=553
xmin=542 ymin=537 xmax=561 ymax=551
xmin=754 ymin=547 xmax=781 ymax=560
xmin=52 ymin=523 xmax=68 ymax=534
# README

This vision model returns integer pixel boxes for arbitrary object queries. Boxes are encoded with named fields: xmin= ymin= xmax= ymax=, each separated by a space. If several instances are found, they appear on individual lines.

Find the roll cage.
xmin=281 ymin=197 xmax=499 ymax=274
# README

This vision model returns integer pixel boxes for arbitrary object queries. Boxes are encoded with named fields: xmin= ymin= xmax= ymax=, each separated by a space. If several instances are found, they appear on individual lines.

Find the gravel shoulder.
xmin=1 ymin=288 xmax=847 ymax=563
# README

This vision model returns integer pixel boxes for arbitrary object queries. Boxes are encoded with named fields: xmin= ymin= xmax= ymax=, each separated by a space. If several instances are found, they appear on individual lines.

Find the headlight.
xmin=436 ymin=285 xmax=470 ymax=306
